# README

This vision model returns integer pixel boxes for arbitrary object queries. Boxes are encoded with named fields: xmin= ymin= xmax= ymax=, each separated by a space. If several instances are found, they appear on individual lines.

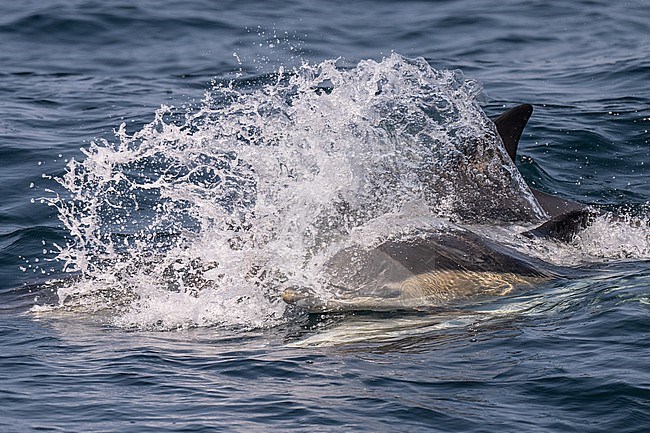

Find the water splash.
xmin=42 ymin=54 xmax=562 ymax=330
xmin=574 ymin=211 xmax=650 ymax=260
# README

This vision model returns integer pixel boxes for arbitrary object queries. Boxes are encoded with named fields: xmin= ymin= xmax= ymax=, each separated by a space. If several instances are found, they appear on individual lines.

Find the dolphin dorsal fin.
xmin=494 ymin=104 xmax=533 ymax=161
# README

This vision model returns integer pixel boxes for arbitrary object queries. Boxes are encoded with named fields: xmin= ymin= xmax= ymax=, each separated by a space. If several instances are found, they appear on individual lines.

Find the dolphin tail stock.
xmin=522 ymin=208 xmax=597 ymax=242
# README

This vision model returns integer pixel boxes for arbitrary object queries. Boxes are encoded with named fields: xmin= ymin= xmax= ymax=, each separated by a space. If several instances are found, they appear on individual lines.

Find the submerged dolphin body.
xmin=282 ymin=104 xmax=594 ymax=313
xmin=282 ymin=225 xmax=561 ymax=312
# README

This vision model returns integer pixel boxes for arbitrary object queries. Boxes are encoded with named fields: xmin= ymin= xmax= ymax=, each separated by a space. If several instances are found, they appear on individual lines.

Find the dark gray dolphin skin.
xmin=282 ymin=104 xmax=595 ymax=313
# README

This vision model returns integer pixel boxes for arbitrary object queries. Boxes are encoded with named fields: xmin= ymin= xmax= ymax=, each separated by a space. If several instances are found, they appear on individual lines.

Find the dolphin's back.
xmin=375 ymin=229 xmax=549 ymax=276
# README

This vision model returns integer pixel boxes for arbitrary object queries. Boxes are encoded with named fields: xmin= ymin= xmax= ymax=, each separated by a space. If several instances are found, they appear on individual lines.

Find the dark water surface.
xmin=1 ymin=1 xmax=649 ymax=432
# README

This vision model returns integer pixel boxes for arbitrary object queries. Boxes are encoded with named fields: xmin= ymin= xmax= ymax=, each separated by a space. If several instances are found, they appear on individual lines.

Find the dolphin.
xmin=493 ymin=104 xmax=594 ymax=241
xmin=281 ymin=225 xmax=562 ymax=312
xmin=281 ymin=104 xmax=595 ymax=313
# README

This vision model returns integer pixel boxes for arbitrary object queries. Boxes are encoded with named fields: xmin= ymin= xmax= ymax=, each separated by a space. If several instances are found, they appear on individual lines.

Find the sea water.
xmin=1 ymin=1 xmax=649 ymax=432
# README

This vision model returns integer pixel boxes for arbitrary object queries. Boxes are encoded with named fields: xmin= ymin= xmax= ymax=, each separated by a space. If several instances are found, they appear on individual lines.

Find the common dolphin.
xmin=494 ymin=104 xmax=594 ymax=241
xmin=282 ymin=104 xmax=594 ymax=313
xmin=281 ymin=225 xmax=561 ymax=312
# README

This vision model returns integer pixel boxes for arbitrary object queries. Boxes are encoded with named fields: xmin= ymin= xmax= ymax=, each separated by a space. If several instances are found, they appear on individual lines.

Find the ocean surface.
xmin=1 ymin=1 xmax=649 ymax=431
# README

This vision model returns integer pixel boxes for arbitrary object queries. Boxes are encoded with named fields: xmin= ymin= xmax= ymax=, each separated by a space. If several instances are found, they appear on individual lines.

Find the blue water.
xmin=2 ymin=1 xmax=649 ymax=431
